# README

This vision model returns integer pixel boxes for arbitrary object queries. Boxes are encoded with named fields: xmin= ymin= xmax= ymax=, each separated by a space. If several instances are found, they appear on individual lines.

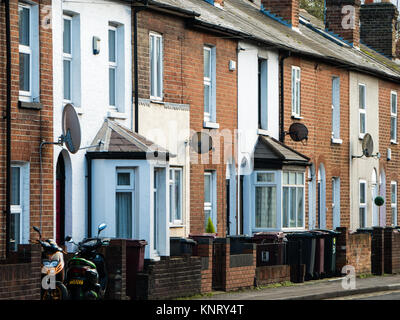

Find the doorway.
xmin=56 ymin=153 xmax=66 ymax=245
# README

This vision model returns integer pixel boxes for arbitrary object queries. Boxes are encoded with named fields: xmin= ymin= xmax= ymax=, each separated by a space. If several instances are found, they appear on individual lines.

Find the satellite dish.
xmin=189 ymin=132 xmax=213 ymax=154
xmin=288 ymin=122 xmax=308 ymax=142
xmin=62 ymin=104 xmax=81 ymax=154
xmin=362 ymin=133 xmax=374 ymax=157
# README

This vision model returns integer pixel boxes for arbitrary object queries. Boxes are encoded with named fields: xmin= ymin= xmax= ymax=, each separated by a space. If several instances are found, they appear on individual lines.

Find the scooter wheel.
xmin=41 ymin=281 xmax=68 ymax=300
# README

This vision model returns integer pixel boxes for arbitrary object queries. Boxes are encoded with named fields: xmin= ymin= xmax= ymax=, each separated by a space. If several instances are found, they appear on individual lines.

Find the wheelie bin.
xmin=252 ymin=232 xmax=286 ymax=244
xmin=315 ymin=229 xmax=341 ymax=277
xmin=252 ymin=232 xmax=287 ymax=266
xmin=285 ymin=232 xmax=316 ymax=281
xmin=310 ymin=230 xmax=327 ymax=279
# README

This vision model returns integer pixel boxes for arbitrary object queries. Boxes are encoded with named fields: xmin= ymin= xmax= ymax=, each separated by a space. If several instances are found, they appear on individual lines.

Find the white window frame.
xmin=359 ymin=83 xmax=367 ymax=139
xmin=291 ymin=66 xmax=301 ymax=118
xmin=332 ymin=177 xmax=341 ymax=229
xmin=203 ymin=46 xmax=216 ymax=124
xmin=19 ymin=3 xmax=32 ymax=100
xmin=254 ymin=171 xmax=278 ymax=230
xmin=169 ymin=167 xmax=183 ymax=226
xmin=109 ymin=25 xmax=117 ymax=109
xmin=391 ymin=91 xmax=397 ymax=144
xmin=10 ymin=166 xmax=23 ymax=252
xmin=258 ymin=58 xmax=268 ymax=130
xmin=150 ymin=32 xmax=163 ymax=101
xmin=115 ymin=168 xmax=135 ymax=238
xmin=204 ymin=171 xmax=217 ymax=232
xmin=331 ymin=76 xmax=342 ymax=143
xmin=391 ymin=181 xmax=397 ymax=226
xmin=63 ymin=15 xmax=73 ymax=103
xmin=359 ymin=180 xmax=367 ymax=228
xmin=282 ymin=171 xmax=305 ymax=230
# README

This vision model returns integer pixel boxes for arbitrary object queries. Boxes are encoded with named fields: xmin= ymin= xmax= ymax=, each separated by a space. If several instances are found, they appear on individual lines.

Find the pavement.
xmin=194 ymin=274 xmax=400 ymax=300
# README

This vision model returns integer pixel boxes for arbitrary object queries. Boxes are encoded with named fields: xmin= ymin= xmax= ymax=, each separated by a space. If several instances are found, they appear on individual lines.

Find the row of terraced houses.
xmin=2 ymin=0 xmax=400 ymax=299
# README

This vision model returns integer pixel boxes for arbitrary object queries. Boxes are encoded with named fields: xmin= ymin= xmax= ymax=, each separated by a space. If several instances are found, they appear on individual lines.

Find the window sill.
xmin=359 ymin=134 xmax=366 ymax=140
xmin=107 ymin=110 xmax=127 ymax=120
xmin=169 ymin=223 xmax=184 ymax=228
xmin=18 ymin=100 xmax=42 ymax=110
xmin=291 ymin=115 xmax=303 ymax=120
xmin=203 ymin=121 xmax=219 ymax=129
xmin=391 ymin=140 xmax=398 ymax=145
xmin=257 ymin=128 xmax=269 ymax=136
xmin=150 ymin=98 xmax=164 ymax=105
xmin=331 ymin=138 xmax=343 ymax=145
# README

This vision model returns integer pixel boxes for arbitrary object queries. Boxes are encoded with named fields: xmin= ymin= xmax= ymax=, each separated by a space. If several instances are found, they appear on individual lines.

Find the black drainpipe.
xmin=4 ymin=0 xmax=12 ymax=258
xmin=86 ymin=154 xmax=92 ymax=237
xmin=134 ymin=0 xmax=149 ymax=133
xmin=279 ymin=50 xmax=290 ymax=143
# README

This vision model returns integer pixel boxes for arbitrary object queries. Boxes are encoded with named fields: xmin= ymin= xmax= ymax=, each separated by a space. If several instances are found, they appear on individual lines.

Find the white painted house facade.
xmin=52 ymin=0 xmax=170 ymax=259
xmin=237 ymin=40 xmax=309 ymax=236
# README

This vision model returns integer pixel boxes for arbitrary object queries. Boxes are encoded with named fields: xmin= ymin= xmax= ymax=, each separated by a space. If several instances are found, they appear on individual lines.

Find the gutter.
xmin=4 ymin=0 xmax=11 ymax=258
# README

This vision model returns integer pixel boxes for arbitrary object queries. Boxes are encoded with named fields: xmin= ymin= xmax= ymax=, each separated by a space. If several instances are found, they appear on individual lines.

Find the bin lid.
xmin=285 ymin=231 xmax=315 ymax=238
xmin=356 ymin=228 xmax=374 ymax=233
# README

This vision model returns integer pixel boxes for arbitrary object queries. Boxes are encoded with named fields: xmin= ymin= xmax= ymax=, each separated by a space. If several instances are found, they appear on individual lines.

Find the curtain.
xmin=116 ymin=192 xmax=132 ymax=238
xmin=255 ymin=186 xmax=276 ymax=228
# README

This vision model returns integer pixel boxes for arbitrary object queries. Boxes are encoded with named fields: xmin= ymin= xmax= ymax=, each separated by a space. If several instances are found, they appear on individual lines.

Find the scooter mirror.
xmin=65 ymin=235 xmax=72 ymax=242
xmin=33 ymin=226 xmax=41 ymax=238
xmin=97 ymin=223 xmax=107 ymax=236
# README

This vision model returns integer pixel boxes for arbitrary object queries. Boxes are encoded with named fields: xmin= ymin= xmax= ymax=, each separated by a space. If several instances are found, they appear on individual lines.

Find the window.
xmin=359 ymin=180 xmax=367 ymax=228
xmin=19 ymin=3 xmax=38 ymax=101
xmin=391 ymin=91 xmax=397 ymax=143
xmin=10 ymin=167 xmax=22 ymax=252
xmin=282 ymin=171 xmax=305 ymax=229
xmin=150 ymin=32 xmax=163 ymax=100
xmin=391 ymin=181 xmax=397 ymax=226
xmin=63 ymin=16 xmax=72 ymax=102
xmin=332 ymin=77 xmax=341 ymax=142
xmin=115 ymin=169 xmax=134 ymax=238
xmin=204 ymin=46 xmax=216 ymax=123
xmin=109 ymin=26 xmax=117 ymax=107
xmin=332 ymin=177 xmax=340 ymax=229
xmin=169 ymin=168 xmax=182 ymax=224
xmin=204 ymin=171 xmax=216 ymax=231
xmin=258 ymin=59 xmax=268 ymax=130
xmin=291 ymin=66 xmax=301 ymax=117
xmin=254 ymin=172 xmax=277 ymax=228
xmin=359 ymin=84 xmax=366 ymax=138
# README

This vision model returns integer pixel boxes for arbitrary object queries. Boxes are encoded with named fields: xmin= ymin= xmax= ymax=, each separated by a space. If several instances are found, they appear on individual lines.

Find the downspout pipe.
xmin=86 ymin=154 xmax=92 ymax=237
xmin=5 ymin=0 xmax=12 ymax=258
xmin=134 ymin=0 xmax=149 ymax=133
xmin=279 ymin=50 xmax=291 ymax=143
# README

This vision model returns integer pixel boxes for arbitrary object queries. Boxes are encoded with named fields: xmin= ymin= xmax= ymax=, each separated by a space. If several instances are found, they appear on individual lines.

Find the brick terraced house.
xmin=4 ymin=0 xmax=400 ymax=300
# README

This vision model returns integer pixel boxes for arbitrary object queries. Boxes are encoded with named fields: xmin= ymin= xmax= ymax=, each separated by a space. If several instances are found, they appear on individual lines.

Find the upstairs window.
xmin=204 ymin=46 xmax=216 ymax=123
xmin=391 ymin=91 xmax=397 ymax=143
xmin=150 ymin=32 xmax=163 ymax=100
xmin=109 ymin=26 xmax=117 ymax=107
xmin=332 ymin=76 xmax=341 ymax=142
xmin=359 ymin=84 xmax=366 ymax=138
xmin=19 ymin=3 xmax=39 ymax=102
xmin=63 ymin=16 xmax=72 ymax=102
xmin=291 ymin=66 xmax=301 ymax=117
xmin=258 ymin=59 xmax=268 ymax=130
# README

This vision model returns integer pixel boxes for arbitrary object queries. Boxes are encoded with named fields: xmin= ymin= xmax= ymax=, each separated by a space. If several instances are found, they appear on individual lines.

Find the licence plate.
xmin=69 ymin=279 xmax=83 ymax=285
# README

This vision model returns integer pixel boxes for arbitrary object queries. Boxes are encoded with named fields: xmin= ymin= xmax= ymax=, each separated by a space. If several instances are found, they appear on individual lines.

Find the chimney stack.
xmin=325 ymin=0 xmax=361 ymax=47
xmin=360 ymin=2 xmax=399 ymax=58
xmin=261 ymin=0 xmax=299 ymax=28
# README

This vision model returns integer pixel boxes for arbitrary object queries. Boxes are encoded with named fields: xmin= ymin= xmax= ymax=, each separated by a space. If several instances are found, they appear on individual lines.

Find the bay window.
xmin=255 ymin=172 xmax=277 ymax=228
xmin=282 ymin=171 xmax=305 ymax=229
xmin=115 ymin=169 xmax=134 ymax=238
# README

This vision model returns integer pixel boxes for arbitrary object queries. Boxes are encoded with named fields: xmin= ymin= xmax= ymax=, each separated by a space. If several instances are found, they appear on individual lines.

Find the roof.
xmin=148 ymin=0 xmax=400 ymax=83
xmin=88 ymin=119 xmax=171 ymax=155
xmin=254 ymin=135 xmax=310 ymax=167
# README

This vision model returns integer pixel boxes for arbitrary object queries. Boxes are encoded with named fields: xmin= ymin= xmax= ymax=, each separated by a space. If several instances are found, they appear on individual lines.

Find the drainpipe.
xmin=133 ymin=0 xmax=149 ymax=133
xmin=4 ymin=0 xmax=12 ymax=258
xmin=279 ymin=50 xmax=290 ymax=143
xmin=86 ymin=154 xmax=92 ymax=237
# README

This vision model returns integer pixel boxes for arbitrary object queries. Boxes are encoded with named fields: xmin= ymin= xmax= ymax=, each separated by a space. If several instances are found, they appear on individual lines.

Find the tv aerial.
xmin=352 ymin=133 xmax=381 ymax=159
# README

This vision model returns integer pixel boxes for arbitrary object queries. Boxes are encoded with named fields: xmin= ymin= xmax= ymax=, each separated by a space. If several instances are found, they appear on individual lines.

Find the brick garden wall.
xmin=0 ymin=244 xmax=41 ymax=300
xmin=191 ymin=237 xmax=213 ymax=294
xmin=255 ymin=265 xmax=291 ymax=286
xmin=0 ymin=0 xmax=54 ymax=257
xmin=384 ymin=227 xmax=400 ymax=274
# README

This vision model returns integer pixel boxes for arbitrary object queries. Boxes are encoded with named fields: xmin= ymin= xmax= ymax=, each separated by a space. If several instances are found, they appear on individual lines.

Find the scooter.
xmin=32 ymin=226 xmax=68 ymax=300
xmin=64 ymin=223 xmax=110 ymax=300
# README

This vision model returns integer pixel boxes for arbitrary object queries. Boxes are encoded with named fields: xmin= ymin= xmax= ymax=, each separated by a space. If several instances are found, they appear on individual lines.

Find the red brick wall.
xmin=384 ymin=227 xmax=400 ymax=274
xmin=379 ymin=80 xmax=400 ymax=226
xmin=136 ymin=9 xmax=238 ymax=236
xmin=255 ymin=265 xmax=290 ymax=286
xmin=283 ymin=57 xmax=350 ymax=229
xmin=0 ymin=0 xmax=54 ymax=258
xmin=0 ymin=244 xmax=41 ymax=300
xmin=192 ymin=237 xmax=213 ymax=294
